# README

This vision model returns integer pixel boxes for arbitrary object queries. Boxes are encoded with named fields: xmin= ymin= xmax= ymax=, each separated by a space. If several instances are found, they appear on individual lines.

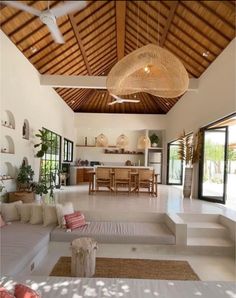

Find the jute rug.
xmin=50 ymin=257 xmax=200 ymax=280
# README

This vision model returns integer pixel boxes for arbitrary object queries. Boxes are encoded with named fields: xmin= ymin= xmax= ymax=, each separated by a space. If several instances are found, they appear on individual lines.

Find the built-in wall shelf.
xmin=0 ymin=152 xmax=14 ymax=154
xmin=148 ymin=147 xmax=163 ymax=150
xmin=104 ymin=152 xmax=144 ymax=155
xmin=76 ymin=145 xmax=96 ymax=147
xmin=1 ymin=123 xmax=15 ymax=130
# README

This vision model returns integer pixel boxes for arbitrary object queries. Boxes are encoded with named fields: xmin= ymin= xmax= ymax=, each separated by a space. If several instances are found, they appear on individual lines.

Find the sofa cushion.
xmin=17 ymin=204 xmax=32 ymax=223
xmin=43 ymin=205 xmax=58 ymax=227
xmin=0 ymin=214 xmax=6 ymax=227
xmin=1 ymin=201 xmax=22 ymax=222
xmin=64 ymin=211 xmax=86 ymax=230
xmin=14 ymin=284 xmax=40 ymax=298
xmin=56 ymin=203 xmax=74 ymax=227
xmin=30 ymin=205 xmax=43 ymax=225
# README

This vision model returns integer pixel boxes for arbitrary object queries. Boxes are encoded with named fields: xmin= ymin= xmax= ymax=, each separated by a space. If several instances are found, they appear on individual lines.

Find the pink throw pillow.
xmin=0 ymin=215 xmax=6 ymax=228
xmin=0 ymin=287 xmax=15 ymax=298
xmin=14 ymin=284 xmax=40 ymax=298
xmin=64 ymin=211 xmax=86 ymax=230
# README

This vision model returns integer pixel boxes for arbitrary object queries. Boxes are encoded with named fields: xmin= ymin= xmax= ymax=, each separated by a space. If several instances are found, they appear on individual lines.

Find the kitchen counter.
xmin=95 ymin=165 xmax=153 ymax=169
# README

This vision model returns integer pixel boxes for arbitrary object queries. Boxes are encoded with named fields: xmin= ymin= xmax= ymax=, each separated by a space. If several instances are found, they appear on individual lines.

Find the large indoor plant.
xmin=178 ymin=130 xmax=202 ymax=198
xmin=16 ymin=165 xmax=34 ymax=191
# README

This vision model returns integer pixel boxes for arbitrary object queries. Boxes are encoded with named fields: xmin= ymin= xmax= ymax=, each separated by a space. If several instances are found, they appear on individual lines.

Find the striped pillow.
xmin=64 ymin=211 xmax=86 ymax=230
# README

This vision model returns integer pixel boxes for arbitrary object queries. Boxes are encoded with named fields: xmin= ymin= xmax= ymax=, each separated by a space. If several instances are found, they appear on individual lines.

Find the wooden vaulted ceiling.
xmin=1 ymin=1 xmax=235 ymax=114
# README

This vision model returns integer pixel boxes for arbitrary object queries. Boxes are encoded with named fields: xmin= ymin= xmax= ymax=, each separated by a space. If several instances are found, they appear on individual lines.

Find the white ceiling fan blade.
xmin=2 ymin=1 xmax=41 ymax=16
xmin=120 ymin=99 xmax=140 ymax=103
xmin=46 ymin=21 xmax=64 ymax=44
xmin=51 ymin=1 xmax=87 ymax=18
xmin=108 ymin=101 xmax=117 ymax=106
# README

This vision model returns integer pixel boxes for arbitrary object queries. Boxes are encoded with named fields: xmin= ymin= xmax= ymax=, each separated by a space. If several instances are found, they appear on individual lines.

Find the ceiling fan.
xmin=2 ymin=1 xmax=87 ymax=44
xmin=108 ymin=94 xmax=140 ymax=106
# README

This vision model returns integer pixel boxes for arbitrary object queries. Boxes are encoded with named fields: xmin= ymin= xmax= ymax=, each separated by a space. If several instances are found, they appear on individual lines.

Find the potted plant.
xmin=16 ymin=165 xmax=34 ymax=191
xmin=178 ymin=130 xmax=202 ymax=198
xmin=149 ymin=133 xmax=159 ymax=147
xmin=32 ymin=180 xmax=48 ymax=202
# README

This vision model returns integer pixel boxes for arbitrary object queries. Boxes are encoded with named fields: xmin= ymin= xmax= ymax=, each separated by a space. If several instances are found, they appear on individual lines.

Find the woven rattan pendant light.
xmin=116 ymin=134 xmax=129 ymax=149
xmin=137 ymin=135 xmax=151 ymax=149
xmin=96 ymin=133 xmax=108 ymax=147
xmin=107 ymin=44 xmax=189 ymax=98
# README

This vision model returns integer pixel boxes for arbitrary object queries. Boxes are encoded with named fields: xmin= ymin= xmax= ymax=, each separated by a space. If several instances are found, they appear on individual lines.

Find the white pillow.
xmin=43 ymin=204 xmax=58 ymax=227
xmin=1 ymin=201 xmax=22 ymax=222
xmin=56 ymin=202 xmax=74 ymax=227
xmin=17 ymin=203 xmax=33 ymax=223
xmin=30 ymin=204 xmax=43 ymax=224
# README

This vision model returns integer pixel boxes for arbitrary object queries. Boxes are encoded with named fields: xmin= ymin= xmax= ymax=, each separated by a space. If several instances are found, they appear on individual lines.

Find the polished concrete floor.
xmin=32 ymin=184 xmax=236 ymax=281
xmin=53 ymin=184 xmax=236 ymax=221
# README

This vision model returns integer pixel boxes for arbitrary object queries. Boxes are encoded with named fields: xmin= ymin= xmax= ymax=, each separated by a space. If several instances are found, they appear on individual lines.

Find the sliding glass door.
xmin=199 ymin=126 xmax=228 ymax=203
xmin=167 ymin=141 xmax=183 ymax=185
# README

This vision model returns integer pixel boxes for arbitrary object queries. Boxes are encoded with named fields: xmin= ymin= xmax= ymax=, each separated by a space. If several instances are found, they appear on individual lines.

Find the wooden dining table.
xmin=88 ymin=170 xmax=158 ymax=196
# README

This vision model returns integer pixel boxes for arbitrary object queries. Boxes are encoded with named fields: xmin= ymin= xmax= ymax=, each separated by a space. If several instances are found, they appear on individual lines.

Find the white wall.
xmin=166 ymin=38 xmax=236 ymax=142
xmin=166 ymin=38 xmax=236 ymax=197
xmin=0 ymin=31 xmax=75 ymax=191
xmin=75 ymin=113 xmax=166 ymax=166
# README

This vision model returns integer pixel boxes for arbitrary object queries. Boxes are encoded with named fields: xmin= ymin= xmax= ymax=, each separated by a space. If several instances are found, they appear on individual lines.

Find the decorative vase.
xmin=183 ymin=167 xmax=193 ymax=198
xmin=152 ymin=143 xmax=158 ymax=147
xmin=35 ymin=194 xmax=42 ymax=203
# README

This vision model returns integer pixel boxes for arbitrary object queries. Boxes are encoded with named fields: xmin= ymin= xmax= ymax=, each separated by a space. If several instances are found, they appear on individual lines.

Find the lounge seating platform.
xmin=50 ymin=221 xmax=175 ymax=245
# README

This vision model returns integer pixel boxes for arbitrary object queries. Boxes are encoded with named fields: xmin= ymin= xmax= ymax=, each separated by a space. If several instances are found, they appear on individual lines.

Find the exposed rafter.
xmin=69 ymin=14 xmax=92 ymax=75
xmin=160 ymin=1 xmax=179 ymax=47
xmin=115 ymin=0 xmax=126 ymax=60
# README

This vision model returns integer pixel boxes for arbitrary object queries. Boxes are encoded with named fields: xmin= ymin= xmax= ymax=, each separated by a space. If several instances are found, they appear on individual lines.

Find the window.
xmin=40 ymin=128 xmax=61 ymax=185
xmin=63 ymin=138 xmax=73 ymax=162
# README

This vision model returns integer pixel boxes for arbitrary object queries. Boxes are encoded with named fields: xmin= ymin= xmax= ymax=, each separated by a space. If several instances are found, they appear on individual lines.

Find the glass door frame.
xmin=198 ymin=126 xmax=228 ymax=204
xmin=167 ymin=140 xmax=183 ymax=185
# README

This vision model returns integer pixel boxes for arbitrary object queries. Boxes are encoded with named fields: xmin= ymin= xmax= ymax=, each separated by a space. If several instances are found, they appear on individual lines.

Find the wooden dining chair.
xmin=95 ymin=168 xmax=112 ymax=192
xmin=137 ymin=169 xmax=155 ymax=195
xmin=113 ymin=168 xmax=131 ymax=194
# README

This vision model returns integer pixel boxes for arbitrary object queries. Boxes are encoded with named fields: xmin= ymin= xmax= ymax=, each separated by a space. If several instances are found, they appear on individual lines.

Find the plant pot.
xmin=35 ymin=194 xmax=42 ymax=203
xmin=151 ymin=143 xmax=158 ymax=147
xmin=183 ymin=167 xmax=193 ymax=198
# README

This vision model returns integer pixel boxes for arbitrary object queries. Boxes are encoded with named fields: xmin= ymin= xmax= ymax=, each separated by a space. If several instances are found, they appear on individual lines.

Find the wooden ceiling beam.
xmin=198 ymin=1 xmax=235 ymax=30
xmin=160 ymin=1 xmax=178 ymax=47
xmin=79 ymin=7 xmax=115 ymax=37
xmin=69 ymin=14 xmax=92 ymax=75
xmin=180 ymin=2 xmax=231 ymax=42
xmin=160 ymin=1 xmax=224 ymax=51
xmin=116 ymin=1 xmax=126 ymax=60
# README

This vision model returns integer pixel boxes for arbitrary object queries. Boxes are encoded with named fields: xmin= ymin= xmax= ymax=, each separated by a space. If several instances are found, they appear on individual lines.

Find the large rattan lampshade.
xmin=107 ymin=44 xmax=189 ymax=98
xmin=137 ymin=135 xmax=151 ymax=149
xmin=96 ymin=133 xmax=108 ymax=147
xmin=116 ymin=134 xmax=129 ymax=149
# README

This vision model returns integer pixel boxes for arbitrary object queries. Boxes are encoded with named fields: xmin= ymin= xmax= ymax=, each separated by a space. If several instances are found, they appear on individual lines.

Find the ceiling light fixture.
xmin=107 ymin=44 xmax=189 ymax=99
xmin=202 ymin=51 xmax=210 ymax=57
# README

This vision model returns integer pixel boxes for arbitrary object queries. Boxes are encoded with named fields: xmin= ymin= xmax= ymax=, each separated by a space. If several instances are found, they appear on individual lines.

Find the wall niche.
xmin=22 ymin=119 xmax=30 ymax=140
xmin=1 ymin=135 xmax=15 ymax=154
xmin=1 ymin=110 xmax=15 ymax=129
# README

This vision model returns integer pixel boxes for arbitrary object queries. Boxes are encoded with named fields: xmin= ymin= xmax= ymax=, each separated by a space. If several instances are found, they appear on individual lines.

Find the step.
xmin=187 ymin=237 xmax=234 ymax=247
xmin=178 ymin=213 xmax=220 ymax=223
xmin=187 ymin=222 xmax=229 ymax=238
